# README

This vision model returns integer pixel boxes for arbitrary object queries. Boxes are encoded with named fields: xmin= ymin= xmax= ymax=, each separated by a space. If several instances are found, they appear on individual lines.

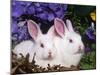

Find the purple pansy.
xmin=86 ymin=22 xmax=96 ymax=41
xmin=11 ymin=1 xmax=68 ymax=42
xmin=86 ymin=28 xmax=95 ymax=40
xmin=12 ymin=19 xmax=30 ymax=41
xmin=12 ymin=1 xmax=68 ymax=21
xmin=34 ymin=3 xmax=67 ymax=21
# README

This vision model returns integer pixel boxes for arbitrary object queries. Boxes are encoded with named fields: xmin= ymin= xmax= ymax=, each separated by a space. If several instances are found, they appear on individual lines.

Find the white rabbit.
xmin=13 ymin=20 xmax=62 ymax=68
xmin=52 ymin=18 xmax=85 ymax=67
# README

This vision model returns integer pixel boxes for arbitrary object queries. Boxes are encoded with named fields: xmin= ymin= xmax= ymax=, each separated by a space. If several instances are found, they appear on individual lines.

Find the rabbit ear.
xmin=54 ymin=18 xmax=66 ymax=38
xmin=27 ymin=20 xmax=41 ymax=40
xmin=66 ymin=19 xmax=74 ymax=32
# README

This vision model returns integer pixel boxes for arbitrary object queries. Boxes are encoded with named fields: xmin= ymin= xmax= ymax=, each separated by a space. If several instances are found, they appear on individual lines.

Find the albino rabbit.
xmin=13 ymin=20 xmax=62 ymax=68
xmin=52 ymin=18 xmax=85 ymax=67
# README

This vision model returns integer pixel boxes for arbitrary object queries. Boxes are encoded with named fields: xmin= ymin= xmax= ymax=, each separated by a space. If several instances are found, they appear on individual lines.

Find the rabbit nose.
xmin=48 ymin=51 xmax=52 ymax=58
xmin=79 ymin=45 xmax=81 ymax=50
xmin=80 ymin=45 xmax=85 ymax=50
xmin=78 ymin=45 xmax=84 ymax=53
xmin=48 ymin=51 xmax=52 ymax=55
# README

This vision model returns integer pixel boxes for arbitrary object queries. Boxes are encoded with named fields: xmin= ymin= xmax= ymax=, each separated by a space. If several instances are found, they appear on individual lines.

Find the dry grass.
xmin=11 ymin=52 xmax=80 ymax=75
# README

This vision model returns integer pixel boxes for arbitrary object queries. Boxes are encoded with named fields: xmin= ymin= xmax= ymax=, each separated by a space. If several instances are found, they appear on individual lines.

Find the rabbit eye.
xmin=69 ymin=39 xmax=73 ymax=43
xmin=40 ymin=43 xmax=44 ymax=48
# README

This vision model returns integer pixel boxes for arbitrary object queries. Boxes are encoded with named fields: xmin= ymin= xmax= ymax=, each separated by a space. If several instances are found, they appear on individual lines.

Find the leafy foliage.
xmin=80 ymin=51 xmax=96 ymax=70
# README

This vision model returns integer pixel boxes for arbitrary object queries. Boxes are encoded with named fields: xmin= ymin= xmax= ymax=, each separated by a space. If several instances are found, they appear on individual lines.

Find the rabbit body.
xmin=13 ymin=18 xmax=84 ymax=68
xmin=13 ymin=40 xmax=35 ymax=62
xmin=13 ymin=20 xmax=62 ymax=68
xmin=52 ymin=18 xmax=85 ymax=67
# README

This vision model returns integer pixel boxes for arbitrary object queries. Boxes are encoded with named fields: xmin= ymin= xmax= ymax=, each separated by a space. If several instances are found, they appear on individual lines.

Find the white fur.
xmin=53 ymin=18 xmax=85 ymax=67
xmin=13 ymin=19 xmax=84 ymax=68
xmin=13 ymin=35 xmax=62 ymax=68
xmin=32 ymin=34 xmax=62 ymax=68
xmin=13 ymin=40 xmax=35 ymax=62
xmin=54 ymin=33 xmax=84 ymax=67
xmin=13 ymin=20 xmax=62 ymax=68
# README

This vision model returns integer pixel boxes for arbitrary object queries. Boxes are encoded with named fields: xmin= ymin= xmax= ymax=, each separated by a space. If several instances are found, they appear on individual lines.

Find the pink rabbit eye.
xmin=40 ymin=43 xmax=44 ymax=48
xmin=69 ymin=39 xmax=73 ymax=43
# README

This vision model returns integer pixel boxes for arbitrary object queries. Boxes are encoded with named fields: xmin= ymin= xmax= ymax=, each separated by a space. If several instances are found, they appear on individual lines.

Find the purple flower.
xmin=34 ymin=3 xmax=41 ymax=7
xmin=11 ymin=20 xmax=18 ymax=34
xmin=35 ymin=7 xmax=43 ymax=13
xmin=38 ymin=3 xmax=67 ymax=21
xmin=86 ymin=22 xmax=96 ymax=41
xmin=17 ymin=24 xmax=30 ymax=41
xmin=11 ymin=19 xmax=30 ymax=41
xmin=86 ymin=29 xmax=95 ymax=40
xmin=27 ymin=5 xmax=35 ymax=14
xmin=48 ymin=4 xmax=61 ymax=11
xmin=12 ymin=5 xmax=25 ymax=17
xmin=12 ymin=1 xmax=32 ymax=17
xmin=55 ymin=10 xmax=64 ymax=18
xmin=11 ymin=1 xmax=68 ymax=42
xmin=36 ymin=10 xmax=48 ymax=20
xmin=85 ymin=46 xmax=91 ymax=53
xmin=12 ymin=1 xmax=68 ymax=21
xmin=47 ymin=13 xmax=55 ymax=21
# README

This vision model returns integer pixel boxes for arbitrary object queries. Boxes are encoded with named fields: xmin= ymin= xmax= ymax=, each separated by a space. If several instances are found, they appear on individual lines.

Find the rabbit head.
xmin=27 ymin=20 xmax=57 ymax=61
xmin=65 ymin=19 xmax=84 ymax=54
xmin=52 ymin=18 xmax=84 ymax=55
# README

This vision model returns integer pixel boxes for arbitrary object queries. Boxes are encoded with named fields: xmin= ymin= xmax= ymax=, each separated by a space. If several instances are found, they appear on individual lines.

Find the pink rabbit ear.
xmin=54 ymin=18 xmax=66 ymax=38
xmin=27 ymin=20 xmax=41 ymax=40
xmin=66 ymin=19 xmax=74 ymax=32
